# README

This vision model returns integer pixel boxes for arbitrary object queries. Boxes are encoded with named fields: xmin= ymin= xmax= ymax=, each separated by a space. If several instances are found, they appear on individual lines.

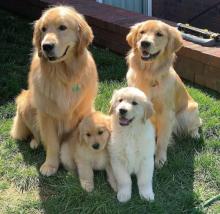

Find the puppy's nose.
xmin=119 ymin=108 xmax=127 ymax=115
xmin=42 ymin=43 xmax=55 ymax=52
xmin=141 ymin=41 xmax=151 ymax=49
xmin=92 ymin=143 xmax=100 ymax=150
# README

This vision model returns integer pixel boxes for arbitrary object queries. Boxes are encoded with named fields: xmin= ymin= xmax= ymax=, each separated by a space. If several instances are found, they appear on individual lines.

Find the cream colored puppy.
xmin=109 ymin=87 xmax=155 ymax=202
xmin=60 ymin=112 xmax=117 ymax=192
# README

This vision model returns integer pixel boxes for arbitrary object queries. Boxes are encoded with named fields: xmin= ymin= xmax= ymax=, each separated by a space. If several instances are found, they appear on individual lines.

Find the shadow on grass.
xmin=15 ymin=130 xmax=205 ymax=213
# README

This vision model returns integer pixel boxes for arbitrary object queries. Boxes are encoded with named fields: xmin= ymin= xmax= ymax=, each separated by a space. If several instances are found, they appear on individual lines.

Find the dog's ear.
xmin=78 ymin=119 xmax=86 ymax=144
xmin=166 ymin=25 xmax=183 ymax=54
xmin=32 ymin=19 xmax=42 ymax=57
xmin=76 ymin=15 xmax=94 ymax=55
xmin=126 ymin=22 xmax=142 ymax=48
xmin=143 ymin=99 xmax=154 ymax=123
xmin=108 ymin=90 xmax=118 ymax=115
xmin=104 ymin=116 xmax=112 ymax=133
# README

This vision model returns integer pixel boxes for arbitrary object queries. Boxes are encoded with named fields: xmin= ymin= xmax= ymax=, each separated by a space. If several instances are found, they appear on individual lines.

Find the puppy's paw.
xmin=40 ymin=162 xmax=58 ymax=176
xmin=139 ymin=189 xmax=154 ymax=201
xmin=155 ymin=151 xmax=167 ymax=169
xmin=30 ymin=139 xmax=39 ymax=150
xmin=80 ymin=180 xmax=94 ymax=192
xmin=117 ymin=188 xmax=131 ymax=203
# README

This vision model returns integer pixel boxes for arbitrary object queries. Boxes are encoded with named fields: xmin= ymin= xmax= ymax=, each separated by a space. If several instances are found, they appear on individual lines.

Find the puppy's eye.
xmin=132 ymin=101 xmax=138 ymax=105
xmin=86 ymin=133 xmax=91 ymax=137
xmin=42 ymin=27 xmax=47 ymax=32
xmin=58 ymin=25 xmax=67 ymax=31
xmin=98 ymin=130 xmax=103 ymax=135
xmin=140 ymin=30 xmax=145 ymax=34
xmin=156 ymin=32 xmax=163 ymax=37
xmin=119 ymin=98 xmax=123 ymax=102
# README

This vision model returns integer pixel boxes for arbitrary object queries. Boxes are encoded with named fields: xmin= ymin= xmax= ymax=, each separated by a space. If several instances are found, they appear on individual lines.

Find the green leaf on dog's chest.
xmin=72 ymin=84 xmax=81 ymax=93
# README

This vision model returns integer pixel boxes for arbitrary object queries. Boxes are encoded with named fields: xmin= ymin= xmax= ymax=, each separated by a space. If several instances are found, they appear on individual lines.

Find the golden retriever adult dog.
xmin=60 ymin=111 xmax=117 ymax=192
xmin=10 ymin=6 xmax=98 ymax=176
xmin=109 ymin=87 xmax=155 ymax=202
xmin=126 ymin=20 xmax=202 ymax=168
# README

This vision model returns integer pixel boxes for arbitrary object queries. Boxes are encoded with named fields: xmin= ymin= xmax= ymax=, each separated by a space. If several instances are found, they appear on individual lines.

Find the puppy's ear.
xmin=76 ymin=15 xmax=94 ymax=55
xmin=32 ymin=20 xmax=42 ymax=57
xmin=143 ymin=100 xmax=154 ymax=123
xmin=105 ymin=116 xmax=112 ymax=132
xmin=78 ymin=119 xmax=86 ymax=144
xmin=126 ymin=22 xmax=142 ymax=48
xmin=108 ymin=90 xmax=118 ymax=115
xmin=166 ymin=25 xmax=183 ymax=54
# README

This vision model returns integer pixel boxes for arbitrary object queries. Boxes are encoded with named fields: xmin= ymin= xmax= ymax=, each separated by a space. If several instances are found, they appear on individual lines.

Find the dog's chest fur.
xmin=76 ymin=146 xmax=108 ymax=170
xmin=111 ymin=120 xmax=155 ymax=174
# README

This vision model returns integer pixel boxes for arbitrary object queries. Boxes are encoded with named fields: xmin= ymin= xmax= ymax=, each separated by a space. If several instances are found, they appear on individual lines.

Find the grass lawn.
xmin=0 ymin=9 xmax=220 ymax=214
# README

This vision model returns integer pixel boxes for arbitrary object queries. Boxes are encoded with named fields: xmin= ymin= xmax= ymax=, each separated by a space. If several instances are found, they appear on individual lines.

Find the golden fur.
xmin=10 ymin=6 xmax=98 ymax=176
xmin=60 ymin=111 xmax=117 ymax=192
xmin=126 ymin=20 xmax=202 ymax=168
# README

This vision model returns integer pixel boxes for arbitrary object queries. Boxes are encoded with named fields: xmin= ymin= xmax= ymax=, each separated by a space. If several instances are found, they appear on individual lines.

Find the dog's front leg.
xmin=39 ymin=112 xmax=60 ymax=176
xmin=111 ymin=159 xmax=131 ymax=202
xmin=137 ymin=157 xmax=154 ymax=201
xmin=155 ymin=110 xmax=175 ymax=168
xmin=77 ymin=161 xmax=94 ymax=192
xmin=106 ymin=164 xmax=117 ymax=192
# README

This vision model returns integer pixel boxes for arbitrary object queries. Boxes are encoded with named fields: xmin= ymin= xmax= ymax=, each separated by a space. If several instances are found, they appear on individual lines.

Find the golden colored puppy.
xmin=60 ymin=111 xmax=117 ymax=192
xmin=126 ymin=20 xmax=202 ymax=168
xmin=10 ymin=6 xmax=98 ymax=176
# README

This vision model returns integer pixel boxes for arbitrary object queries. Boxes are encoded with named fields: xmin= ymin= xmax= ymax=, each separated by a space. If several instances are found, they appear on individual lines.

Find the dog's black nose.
xmin=119 ymin=108 xmax=127 ymax=115
xmin=92 ymin=143 xmax=100 ymax=150
xmin=141 ymin=41 xmax=151 ymax=48
xmin=42 ymin=43 xmax=55 ymax=52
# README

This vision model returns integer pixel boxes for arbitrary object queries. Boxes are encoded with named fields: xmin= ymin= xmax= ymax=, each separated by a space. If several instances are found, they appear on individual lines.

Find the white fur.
xmin=108 ymin=87 xmax=155 ymax=202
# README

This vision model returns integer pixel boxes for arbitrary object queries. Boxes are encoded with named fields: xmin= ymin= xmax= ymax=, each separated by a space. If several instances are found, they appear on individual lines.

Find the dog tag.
xmin=72 ymin=84 xmax=81 ymax=92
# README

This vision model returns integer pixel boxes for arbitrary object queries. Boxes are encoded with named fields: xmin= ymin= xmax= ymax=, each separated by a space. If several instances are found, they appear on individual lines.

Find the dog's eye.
xmin=132 ymin=101 xmax=138 ymax=105
xmin=98 ymin=130 xmax=103 ymax=135
xmin=41 ymin=27 xmax=47 ymax=32
xmin=140 ymin=30 xmax=145 ymax=34
xmin=86 ymin=133 xmax=91 ymax=137
xmin=119 ymin=98 xmax=123 ymax=102
xmin=58 ymin=25 xmax=67 ymax=31
xmin=156 ymin=32 xmax=163 ymax=37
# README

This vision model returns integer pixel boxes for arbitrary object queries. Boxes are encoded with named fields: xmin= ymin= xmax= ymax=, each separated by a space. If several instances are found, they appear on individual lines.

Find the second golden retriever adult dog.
xmin=11 ymin=6 xmax=98 ymax=176
xmin=126 ymin=20 xmax=202 ymax=168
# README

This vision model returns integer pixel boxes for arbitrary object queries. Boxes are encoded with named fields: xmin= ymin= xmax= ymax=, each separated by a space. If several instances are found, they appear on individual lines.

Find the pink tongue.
xmin=119 ymin=118 xmax=130 ymax=125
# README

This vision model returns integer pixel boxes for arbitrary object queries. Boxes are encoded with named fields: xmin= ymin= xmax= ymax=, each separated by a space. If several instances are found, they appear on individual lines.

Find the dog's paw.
xmin=155 ymin=151 xmax=167 ymax=169
xmin=139 ymin=189 xmax=154 ymax=201
xmin=40 ymin=162 xmax=58 ymax=176
xmin=30 ymin=139 xmax=39 ymax=150
xmin=80 ymin=180 xmax=94 ymax=192
xmin=117 ymin=188 xmax=131 ymax=203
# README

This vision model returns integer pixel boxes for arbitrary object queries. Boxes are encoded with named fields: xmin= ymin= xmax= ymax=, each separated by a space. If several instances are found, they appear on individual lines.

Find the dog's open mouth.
xmin=119 ymin=117 xmax=134 ymax=126
xmin=141 ymin=50 xmax=160 ymax=61
xmin=48 ymin=46 xmax=70 ymax=61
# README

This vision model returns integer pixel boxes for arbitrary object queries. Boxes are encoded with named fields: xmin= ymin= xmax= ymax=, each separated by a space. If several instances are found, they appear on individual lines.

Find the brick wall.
xmin=153 ymin=0 xmax=220 ymax=33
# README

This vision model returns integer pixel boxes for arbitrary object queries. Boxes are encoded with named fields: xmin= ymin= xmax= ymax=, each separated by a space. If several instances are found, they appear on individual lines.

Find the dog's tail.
xmin=10 ymin=90 xmax=31 ymax=140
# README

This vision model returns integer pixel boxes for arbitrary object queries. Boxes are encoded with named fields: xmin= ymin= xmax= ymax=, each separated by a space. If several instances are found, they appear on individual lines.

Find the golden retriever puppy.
xmin=109 ymin=87 xmax=155 ymax=202
xmin=10 ymin=6 xmax=98 ymax=176
xmin=60 ymin=111 xmax=117 ymax=192
xmin=126 ymin=20 xmax=202 ymax=168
